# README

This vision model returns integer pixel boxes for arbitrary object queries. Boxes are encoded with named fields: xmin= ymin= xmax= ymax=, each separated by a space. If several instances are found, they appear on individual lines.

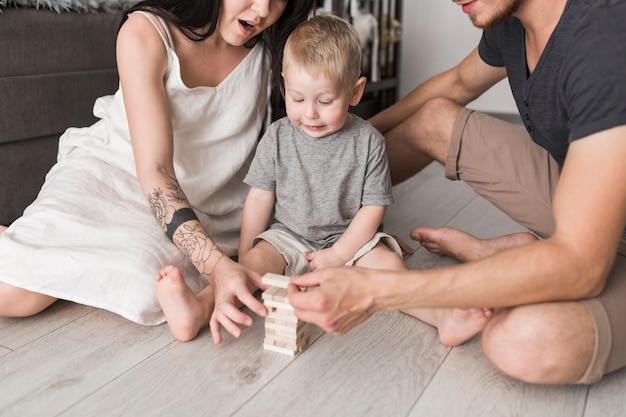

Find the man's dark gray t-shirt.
xmin=244 ymin=115 xmax=393 ymax=245
xmin=478 ymin=0 xmax=626 ymax=166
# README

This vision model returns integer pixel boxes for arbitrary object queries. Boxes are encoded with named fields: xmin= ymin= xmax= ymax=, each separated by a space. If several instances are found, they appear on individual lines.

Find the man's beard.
xmin=469 ymin=0 xmax=522 ymax=29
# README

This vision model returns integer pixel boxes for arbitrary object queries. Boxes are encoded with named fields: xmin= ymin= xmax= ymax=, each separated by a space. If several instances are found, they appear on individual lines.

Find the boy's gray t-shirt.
xmin=244 ymin=115 xmax=393 ymax=244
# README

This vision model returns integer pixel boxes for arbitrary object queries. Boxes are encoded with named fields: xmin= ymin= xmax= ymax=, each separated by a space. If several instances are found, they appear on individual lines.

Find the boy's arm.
xmin=239 ymin=187 xmax=275 ymax=259
xmin=306 ymin=205 xmax=386 ymax=269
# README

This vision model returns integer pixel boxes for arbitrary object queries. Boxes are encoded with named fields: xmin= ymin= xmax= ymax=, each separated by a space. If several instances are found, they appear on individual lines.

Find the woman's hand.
xmin=209 ymin=261 xmax=267 ymax=345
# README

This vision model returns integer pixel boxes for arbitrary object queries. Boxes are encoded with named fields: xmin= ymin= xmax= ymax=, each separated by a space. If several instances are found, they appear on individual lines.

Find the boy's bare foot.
xmin=410 ymin=227 xmax=537 ymax=262
xmin=156 ymin=265 xmax=213 ymax=342
xmin=437 ymin=308 xmax=492 ymax=347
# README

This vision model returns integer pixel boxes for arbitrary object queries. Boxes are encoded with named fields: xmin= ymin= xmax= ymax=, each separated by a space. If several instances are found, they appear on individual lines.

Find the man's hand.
xmin=288 ymin=266 xmax=380 ymax=335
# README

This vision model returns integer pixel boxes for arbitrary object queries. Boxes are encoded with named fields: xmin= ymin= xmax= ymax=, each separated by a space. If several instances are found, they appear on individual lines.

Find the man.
xmin=287 ymin=0 xmax=626 ymax=385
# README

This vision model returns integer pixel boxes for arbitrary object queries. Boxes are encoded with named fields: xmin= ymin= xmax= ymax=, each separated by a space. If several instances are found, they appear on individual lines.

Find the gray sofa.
xmin=0 ymin=7 xmax=122 ymax=225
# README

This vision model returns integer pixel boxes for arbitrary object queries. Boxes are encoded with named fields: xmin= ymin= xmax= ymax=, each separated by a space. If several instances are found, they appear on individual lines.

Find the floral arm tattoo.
xmin=146 ymin=175 xmax=223 ymax=277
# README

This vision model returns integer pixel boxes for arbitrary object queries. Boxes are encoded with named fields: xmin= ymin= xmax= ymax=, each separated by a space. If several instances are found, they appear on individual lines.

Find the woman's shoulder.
xmin=116 ymin=12 xmax=170 ymax=78
xmin=118 ymin=12 xmax=169 ymax=56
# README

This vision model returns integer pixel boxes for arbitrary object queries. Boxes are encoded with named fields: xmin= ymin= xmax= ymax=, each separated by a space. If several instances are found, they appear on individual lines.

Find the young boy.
xmin=159 ymin=15 xmax=490 ymax=346
xmin=238 ymin=14 xmax=404 ymax=278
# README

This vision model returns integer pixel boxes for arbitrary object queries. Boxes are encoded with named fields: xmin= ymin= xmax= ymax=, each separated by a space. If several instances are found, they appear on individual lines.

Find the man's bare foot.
xmin=410 ymin=227 xmax=537 ymax=262
xmin=437 ymin=308 xmax=492 ymax=347
xmin=156 ymin=265 xmax=213 ymax=342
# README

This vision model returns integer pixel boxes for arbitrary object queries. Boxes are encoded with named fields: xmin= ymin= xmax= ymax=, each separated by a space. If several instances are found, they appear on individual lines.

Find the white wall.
xmin=399 ymin=0 xmax=517 ymax=114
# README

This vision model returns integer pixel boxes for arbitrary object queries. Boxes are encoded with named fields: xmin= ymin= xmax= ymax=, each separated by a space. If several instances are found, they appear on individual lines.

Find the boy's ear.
xmin=350 ymin=76 xmax=367 ymax=106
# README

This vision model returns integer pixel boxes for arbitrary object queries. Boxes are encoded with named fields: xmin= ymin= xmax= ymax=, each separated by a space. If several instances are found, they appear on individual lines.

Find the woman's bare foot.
xmin=156 ymin=265 xmax=214 ymax=342
xmin=437 ymin=308 xmax=492 ymax=346
xmin=410 ymin=227 xmax=537 ymax=262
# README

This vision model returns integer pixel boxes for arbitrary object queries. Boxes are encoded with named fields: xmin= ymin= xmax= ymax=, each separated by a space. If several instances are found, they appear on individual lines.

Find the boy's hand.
xmin=303 ymin=248 xmax=346 ymax=270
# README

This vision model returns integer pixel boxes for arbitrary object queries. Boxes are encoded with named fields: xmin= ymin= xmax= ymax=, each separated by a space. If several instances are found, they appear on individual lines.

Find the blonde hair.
xmin=283 ymin=14 xmax=362 ymax=88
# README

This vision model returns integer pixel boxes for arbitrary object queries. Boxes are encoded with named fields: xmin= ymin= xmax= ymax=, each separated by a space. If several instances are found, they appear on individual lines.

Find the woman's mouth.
xmin=239 ymin=20 xmax=256 ymax=35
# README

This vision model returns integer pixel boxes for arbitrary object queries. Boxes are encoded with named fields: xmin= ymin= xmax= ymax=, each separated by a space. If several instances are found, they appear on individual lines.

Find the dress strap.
xmin=129 ymin=11 xmax=175 ymax=51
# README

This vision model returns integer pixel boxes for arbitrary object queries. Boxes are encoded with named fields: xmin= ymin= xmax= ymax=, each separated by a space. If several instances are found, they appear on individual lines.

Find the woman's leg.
xmin=0 ymin=281 xmax=57 ymax=317
xmin=156 ymin=241 xmax=287 ymax=342
xmin=0 ymin=225 xmax=58 ymax=317
xmin=156 ymin=265 xmax=216 ymax=342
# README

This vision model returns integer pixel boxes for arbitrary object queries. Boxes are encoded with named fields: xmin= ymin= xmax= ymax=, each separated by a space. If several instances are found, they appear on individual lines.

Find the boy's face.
xmin=282 ymin=64 xmax=359 ymax=138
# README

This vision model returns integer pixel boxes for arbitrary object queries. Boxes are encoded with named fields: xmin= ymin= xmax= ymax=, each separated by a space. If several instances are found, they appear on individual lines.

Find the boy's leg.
xmin=239 ymin=240 xmax=288 ymax=277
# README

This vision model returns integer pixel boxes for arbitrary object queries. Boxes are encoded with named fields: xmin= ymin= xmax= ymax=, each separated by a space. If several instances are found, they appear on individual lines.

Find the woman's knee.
xmin=481 ymin=303 xmax=595 ymax=384
xmin=0 ymin=281 xmax=56 ymax=317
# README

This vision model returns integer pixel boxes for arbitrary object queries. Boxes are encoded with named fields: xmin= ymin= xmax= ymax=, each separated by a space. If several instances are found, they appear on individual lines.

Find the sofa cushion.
xmin=0 ymin=0 xmax=137 ymax=13
xmin=0 ymin=8 xmax=121 ymax=224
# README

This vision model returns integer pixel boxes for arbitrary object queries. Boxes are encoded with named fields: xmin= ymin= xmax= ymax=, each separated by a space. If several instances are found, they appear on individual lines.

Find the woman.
xmin=0 ymin=0 xmax=314 ymax=343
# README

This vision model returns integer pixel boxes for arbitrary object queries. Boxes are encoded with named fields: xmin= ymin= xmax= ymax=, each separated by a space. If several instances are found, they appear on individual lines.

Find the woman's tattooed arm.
xmin=145 ymin=175 xmax=223 ymax=277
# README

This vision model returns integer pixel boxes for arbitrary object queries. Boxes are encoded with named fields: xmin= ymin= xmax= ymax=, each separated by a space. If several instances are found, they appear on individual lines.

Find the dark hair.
xmin=120 ymin=0 xmax=314 ymax=115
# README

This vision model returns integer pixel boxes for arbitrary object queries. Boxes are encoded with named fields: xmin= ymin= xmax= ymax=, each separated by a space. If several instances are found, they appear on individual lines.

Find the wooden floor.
xmin=2 ymin=162 xmax=626 ymax=417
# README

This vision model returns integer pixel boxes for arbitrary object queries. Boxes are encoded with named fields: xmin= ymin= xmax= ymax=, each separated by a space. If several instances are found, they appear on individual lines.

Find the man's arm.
xmin=369 ymin=47 xmax=507 ymax=135
xmin=289 ymin=126 xmax=626 ymax=334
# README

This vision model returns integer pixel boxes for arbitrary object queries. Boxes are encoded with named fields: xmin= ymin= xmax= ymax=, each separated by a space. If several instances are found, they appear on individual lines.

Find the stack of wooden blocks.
xmin=262 ymin=273 xmax=309 ymax=356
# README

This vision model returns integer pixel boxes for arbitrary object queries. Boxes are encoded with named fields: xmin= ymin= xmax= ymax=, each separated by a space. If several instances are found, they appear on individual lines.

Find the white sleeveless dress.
xmin=0 ymin=12 xmax=269 ymax=325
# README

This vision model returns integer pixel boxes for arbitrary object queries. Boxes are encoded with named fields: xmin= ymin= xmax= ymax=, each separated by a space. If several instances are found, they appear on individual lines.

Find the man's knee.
xmin=405 ymin=98 xmax=461 ymax=163
xmin=481 ymin=303 xmax=595 ymax=384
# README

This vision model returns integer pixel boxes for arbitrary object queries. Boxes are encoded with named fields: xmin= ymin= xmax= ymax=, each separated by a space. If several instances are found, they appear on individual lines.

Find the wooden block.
xmin=266 ymin=305 xmax=297 ymax=317
xmin=264 ymin=299 xmax=293 ymax=311
xmin=263 ymin=343 xmax=298 ymax=356
xmin=265 ymin=315 xmax=299 ymax=326
xmin=264 ymin=336 xmax=297 ymax=349
xmin=261 ymin=272 xmax=290 ymax=288
xmin=265 ymin=320 xmax=307 ymax=336
xmin=264 ymin=324 xmax=309 ymax=345
xmin=269 ymin=287 xmax=289 ymax=303
xmin=264 ymin=334 xmax=308 ymax=352
xmin=261 ymin=286 xmax=280 ymax=301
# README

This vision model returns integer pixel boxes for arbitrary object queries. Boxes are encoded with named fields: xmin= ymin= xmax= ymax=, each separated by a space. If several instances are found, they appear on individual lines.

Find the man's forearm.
xmin=373 ymin=239 xmax=599 ymax=312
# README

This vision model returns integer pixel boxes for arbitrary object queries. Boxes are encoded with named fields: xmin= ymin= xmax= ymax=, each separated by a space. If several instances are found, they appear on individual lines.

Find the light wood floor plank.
xmin=384 ymin=162 xmax=477 ymax=248
xmin=2 ymin=160 xmax=625 ymax=417
xmin=407 ymin=338 xmax=588 ymax=417
xmin=0 ymin=301 xmax=95 ymax=350
xmin=233 ymin=311 xmax=449 ymax=417
xmin=583 ymin=368 xmax=626 ymax=417
xmin=0 ymin=309 xmax=173 ymax=417
xmin=59 ymin=310 xmax=323 ymax=417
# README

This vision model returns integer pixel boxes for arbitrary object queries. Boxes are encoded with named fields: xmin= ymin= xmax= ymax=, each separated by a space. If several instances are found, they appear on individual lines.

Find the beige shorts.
xmin=253 ymin=228 xmax=402 ymax=276
xmin=448 ymin=108 xmax=626 ymax=383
